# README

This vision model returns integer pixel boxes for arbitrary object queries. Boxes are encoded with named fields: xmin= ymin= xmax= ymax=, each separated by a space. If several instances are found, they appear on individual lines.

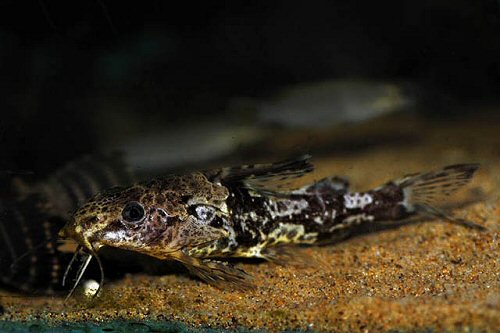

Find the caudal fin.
xmin=396 ymin=164 xmax=485 ymax=230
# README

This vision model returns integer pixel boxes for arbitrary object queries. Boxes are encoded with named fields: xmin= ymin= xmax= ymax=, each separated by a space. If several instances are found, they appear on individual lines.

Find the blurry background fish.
xmin=96 ymin=78 xmax=416 ymax=173
xmin=230 ymin=79 xmax=414 ymax=129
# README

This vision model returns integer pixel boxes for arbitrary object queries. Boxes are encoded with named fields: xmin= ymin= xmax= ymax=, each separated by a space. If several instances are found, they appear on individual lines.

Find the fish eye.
xmin=122 ymin=201 xmax=145 ymax=223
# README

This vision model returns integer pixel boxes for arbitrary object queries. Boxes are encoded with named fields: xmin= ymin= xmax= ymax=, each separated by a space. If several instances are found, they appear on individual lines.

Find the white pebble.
xmin=82 ymin=279 xmax=100 ymax=298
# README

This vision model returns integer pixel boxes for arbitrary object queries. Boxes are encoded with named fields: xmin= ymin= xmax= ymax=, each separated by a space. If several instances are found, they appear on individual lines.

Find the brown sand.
xmin=1 ymin=114 xmax=499 ymax=332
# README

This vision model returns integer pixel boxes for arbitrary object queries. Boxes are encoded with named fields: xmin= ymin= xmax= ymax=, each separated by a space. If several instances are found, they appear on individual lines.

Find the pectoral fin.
xmin=176 ymin=252 xmax=254 ymax=290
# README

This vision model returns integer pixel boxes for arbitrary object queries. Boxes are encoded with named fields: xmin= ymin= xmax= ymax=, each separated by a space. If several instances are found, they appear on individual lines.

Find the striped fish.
xmin=0 ymin=153 xmax=134 ymax=294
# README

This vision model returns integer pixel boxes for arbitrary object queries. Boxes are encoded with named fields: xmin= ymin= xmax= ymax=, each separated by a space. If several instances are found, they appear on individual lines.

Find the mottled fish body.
xmin=62 ymin=156 xmax=482 ymax=289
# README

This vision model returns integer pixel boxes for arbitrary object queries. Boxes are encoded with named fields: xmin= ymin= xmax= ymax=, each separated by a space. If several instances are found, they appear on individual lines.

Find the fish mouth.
xmin=59 ymin=221 xmax=105 ymax=300
xmin=59 ymin=220 xmax=103 ymax=253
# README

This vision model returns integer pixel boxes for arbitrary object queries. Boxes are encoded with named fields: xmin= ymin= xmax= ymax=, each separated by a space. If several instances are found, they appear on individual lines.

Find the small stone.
xmin=82 ymin=280 xmax=100 ymax=298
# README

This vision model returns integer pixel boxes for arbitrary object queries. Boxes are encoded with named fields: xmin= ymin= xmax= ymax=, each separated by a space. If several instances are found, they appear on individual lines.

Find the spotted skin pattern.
xmin=62 ymin=156 xmax=481 ymax=289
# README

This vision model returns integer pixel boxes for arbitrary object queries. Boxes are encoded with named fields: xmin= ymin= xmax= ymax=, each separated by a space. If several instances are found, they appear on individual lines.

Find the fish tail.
xmin=395 ymin=163 xmax=485 ymax=229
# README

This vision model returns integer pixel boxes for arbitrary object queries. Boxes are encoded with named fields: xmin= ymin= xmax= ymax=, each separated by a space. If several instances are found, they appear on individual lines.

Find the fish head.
xmin=59 ymin=172 xmax=230 ymax=259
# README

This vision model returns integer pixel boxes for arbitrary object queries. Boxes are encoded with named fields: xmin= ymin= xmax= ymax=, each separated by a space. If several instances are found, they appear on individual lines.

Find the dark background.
xmin=0 ymin=0 xmax=499 ymax=174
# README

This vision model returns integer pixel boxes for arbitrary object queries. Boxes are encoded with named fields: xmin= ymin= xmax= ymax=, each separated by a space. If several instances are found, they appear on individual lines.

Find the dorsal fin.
xmin=205 ymin=155 xmax=314 ymax=194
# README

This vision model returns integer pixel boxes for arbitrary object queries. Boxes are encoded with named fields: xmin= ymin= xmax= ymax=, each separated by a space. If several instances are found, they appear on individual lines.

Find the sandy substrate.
xmin=1 ymin=114 xmax=499 ymax=332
